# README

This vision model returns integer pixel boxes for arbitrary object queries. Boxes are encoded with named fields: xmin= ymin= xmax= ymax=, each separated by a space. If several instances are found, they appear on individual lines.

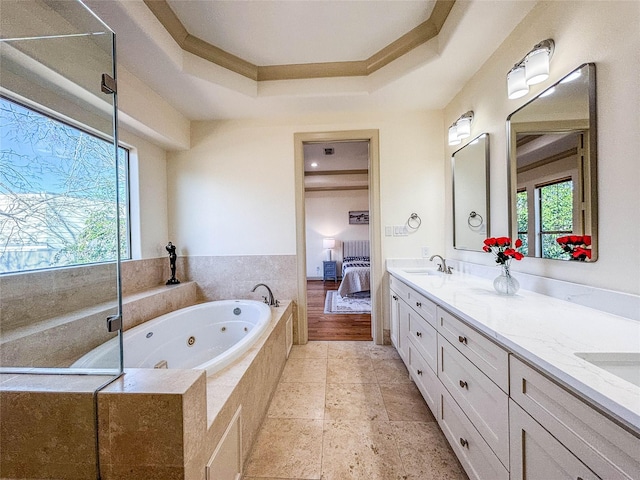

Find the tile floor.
xmin=243 ymin=341 xmax=468 ymax=480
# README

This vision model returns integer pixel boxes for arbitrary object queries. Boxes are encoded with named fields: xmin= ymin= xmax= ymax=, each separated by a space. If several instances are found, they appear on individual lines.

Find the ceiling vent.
xmin=324 ymin=148 xmax=334 ymax=155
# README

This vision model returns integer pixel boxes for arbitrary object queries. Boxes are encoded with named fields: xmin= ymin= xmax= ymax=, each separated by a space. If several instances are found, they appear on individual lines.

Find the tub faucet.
xmin=429 ymin=254 xmax=453 ymax=274
xmin=251 ymin=283 xmax=280 ymax=307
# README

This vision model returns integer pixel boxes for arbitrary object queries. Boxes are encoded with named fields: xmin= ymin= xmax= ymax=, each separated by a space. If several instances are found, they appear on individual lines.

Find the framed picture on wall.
xmin=349 ymin=211 xmax=369 ymax=224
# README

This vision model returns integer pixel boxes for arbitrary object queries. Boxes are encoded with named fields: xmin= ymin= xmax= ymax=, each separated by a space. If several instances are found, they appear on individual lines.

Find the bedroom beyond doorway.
xmin=307 ymin=280 xmax=372 ymax=341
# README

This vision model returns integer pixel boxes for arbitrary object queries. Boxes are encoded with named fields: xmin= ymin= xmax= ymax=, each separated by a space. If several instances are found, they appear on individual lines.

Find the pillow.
xmin=343 ymin=256 xmax=370 ymax=262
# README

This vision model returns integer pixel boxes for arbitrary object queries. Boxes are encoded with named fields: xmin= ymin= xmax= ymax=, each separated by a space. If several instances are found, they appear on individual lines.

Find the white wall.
xmin=305 ymin=190 xmax=369 ymax=278
xmin=166 ymin=111 xmax=445 ymax=262
xmin=444 ymin=1 xmax=640 ymax=295
xmin=120 ymin=129 xmax=170 ymax=260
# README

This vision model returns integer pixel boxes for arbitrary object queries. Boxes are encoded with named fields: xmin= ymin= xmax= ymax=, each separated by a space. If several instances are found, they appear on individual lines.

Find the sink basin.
xmin=401 ymin=268 xmax=443 ymax=276
xmin=575 ymin=352 xmax=640 ymax=387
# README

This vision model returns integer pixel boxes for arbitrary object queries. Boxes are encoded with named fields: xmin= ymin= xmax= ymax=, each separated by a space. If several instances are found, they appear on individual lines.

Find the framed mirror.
xmin=452 ymin=133 xmax=490 ymax=251
xmin=507 ymin=63 xmax=597 ymax=262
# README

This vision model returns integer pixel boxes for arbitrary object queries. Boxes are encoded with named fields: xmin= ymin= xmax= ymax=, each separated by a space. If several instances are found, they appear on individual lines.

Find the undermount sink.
xmin=401 ymin=268 xmax=443 ymax=275
xmin=575 ymin=352 xmax=640 ymax=387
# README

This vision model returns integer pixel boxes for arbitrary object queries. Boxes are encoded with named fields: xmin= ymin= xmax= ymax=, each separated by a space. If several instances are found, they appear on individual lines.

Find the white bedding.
xmin=338 ymin=259 xmax=370 ymax=297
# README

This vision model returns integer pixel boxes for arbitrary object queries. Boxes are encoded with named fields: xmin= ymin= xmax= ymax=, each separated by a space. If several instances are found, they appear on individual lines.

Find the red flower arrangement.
xmin=557 ymin=235 xmax=592 ymax=261
xmin=483 ymin=237 xmax=524 ymax=264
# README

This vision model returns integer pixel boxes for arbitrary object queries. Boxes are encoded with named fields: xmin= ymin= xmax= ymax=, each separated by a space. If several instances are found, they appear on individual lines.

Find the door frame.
xmin=294 ymin=129 xmax=382 ymax=345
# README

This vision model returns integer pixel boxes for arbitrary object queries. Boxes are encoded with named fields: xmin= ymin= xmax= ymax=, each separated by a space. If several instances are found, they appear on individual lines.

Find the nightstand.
xmin=323 ymin=260 xmax=338 ymax=282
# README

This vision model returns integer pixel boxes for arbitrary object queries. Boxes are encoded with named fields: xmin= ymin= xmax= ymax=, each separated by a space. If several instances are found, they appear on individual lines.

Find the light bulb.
xmin=525 ymin=48 xmax=550 ymax=85
xmin=507 ymin=65 xmax=529 ymax=99
xmin=448 ymin=125 xmax=460 ymax=146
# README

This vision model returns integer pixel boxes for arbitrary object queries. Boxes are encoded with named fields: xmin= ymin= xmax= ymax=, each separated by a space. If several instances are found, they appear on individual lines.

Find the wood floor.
xmin=307 ymin=280 xmax=372 ymax=341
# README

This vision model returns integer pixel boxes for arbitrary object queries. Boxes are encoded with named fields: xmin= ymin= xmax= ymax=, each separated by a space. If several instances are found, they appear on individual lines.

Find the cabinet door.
xmin=397 ymin=299 xmax=412 ymax=362
xmin=510 ymin=400 xmax=600 ymax=480
xmin=389 ymin=291 xmax=400 ymax=349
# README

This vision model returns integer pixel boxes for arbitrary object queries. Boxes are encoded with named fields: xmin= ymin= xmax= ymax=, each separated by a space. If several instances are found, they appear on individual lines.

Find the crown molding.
xmin=143 ymin=0 xmax=455 ymax=82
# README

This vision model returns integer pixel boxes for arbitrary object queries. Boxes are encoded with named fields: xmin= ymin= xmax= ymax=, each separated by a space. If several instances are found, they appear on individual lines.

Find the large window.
xmin=516 ymin=189 xmax=529 ymax=256
xmin=0 ymin=96 xmax=129 ymax=274
xmin=538 ymin=179 xmax=573 ymax=259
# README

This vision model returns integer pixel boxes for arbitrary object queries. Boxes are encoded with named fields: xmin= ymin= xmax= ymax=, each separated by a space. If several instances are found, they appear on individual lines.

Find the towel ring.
xmin=407 ymin=213 xmax=422 ymax=230
xmin=468 ymin=211 xmax=483 ymax=228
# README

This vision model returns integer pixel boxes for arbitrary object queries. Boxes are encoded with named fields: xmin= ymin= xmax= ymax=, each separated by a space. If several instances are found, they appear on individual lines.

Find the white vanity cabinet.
xmin=387 ymin=272 xmax=640 ymax=480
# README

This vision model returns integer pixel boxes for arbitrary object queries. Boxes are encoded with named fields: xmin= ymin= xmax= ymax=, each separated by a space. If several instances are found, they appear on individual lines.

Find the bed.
xmin=337 ymin=240 xmax=370 ymax=297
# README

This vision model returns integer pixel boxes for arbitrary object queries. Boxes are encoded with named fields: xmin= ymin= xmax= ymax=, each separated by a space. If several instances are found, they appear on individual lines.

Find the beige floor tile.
xmin=368 ymin=344 xmax=401 ymax=360
xmin=289 ymin=341 xmax=329 ymax=359
xmin=372 ymin=359 xmax=411 ymax=384
xmin=379 ymin=382 xmax=436 ymax=422
xmin=322 ymin=420 xmax=407 ymax=480
xmin=326 ymin=357 xmax=376 ymax=384
xmin=392 ymin=421 xmax=468 ymax=479
xmin=325 ymin=383 xmax=388 ymax=421
xmin=268 ymin=382 xmax=326 ymax=419
xmin=280 ymin=357 xmax=327 ymax=383
xmin=327 ymin=341 xmax=372 ymax=359
xmin=243 ymin=478 xmax=309 ymax=480
xmin=245 ymin=418 xmax=323 ymax=479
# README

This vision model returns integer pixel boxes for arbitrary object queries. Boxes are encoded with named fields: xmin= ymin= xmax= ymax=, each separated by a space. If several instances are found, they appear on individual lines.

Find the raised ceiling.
xmin=144 ymin=0 xmax=451 ymax=81
xmin=84 ymin=0 xmax=537 ymax=121
xmin=165 ymin=0 xmax=437 ymax=66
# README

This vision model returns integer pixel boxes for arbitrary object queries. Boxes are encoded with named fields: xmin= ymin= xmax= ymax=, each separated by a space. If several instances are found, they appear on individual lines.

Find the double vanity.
xmin=388 ymin=265 xmax=639 ymax=480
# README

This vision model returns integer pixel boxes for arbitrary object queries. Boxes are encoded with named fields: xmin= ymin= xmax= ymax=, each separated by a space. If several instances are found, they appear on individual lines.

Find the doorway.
xmin=294 ymin=130 xmax=382 ymax=345
xmin=304 ymin=140 xmax=372 ymax=341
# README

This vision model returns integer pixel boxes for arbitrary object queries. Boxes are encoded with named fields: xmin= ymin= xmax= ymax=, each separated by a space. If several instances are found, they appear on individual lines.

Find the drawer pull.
xmin=416 ymin=331 xmax=422 ymax=337
xmin=416 ymin=301 xmax=422 ymax=307
xmin=417 ymin=369 xmax=423 ymax=375
xmin=458 ymin=335 xmax=468 ymax=345
xmin=459 ymin=438 xmax=469 ymax=448
xmin=459 ymin=380 xmax=468 ymax=389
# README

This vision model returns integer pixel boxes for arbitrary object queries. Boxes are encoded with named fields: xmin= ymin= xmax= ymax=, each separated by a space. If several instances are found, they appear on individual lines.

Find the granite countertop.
xmin=387 ymin=266 xmax=640 ymax=435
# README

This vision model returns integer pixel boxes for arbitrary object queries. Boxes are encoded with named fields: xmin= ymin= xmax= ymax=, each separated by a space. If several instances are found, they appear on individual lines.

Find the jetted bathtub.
xmin=72 ymin=300 xmax=272 ymax=376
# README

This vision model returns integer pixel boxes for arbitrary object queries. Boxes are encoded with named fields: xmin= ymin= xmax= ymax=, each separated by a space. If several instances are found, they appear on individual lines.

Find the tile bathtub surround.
xmin=177 ymin=254 xmax=298 ymax=301
xmin=176 ymin=254 xmax=300 ymax=339
xmin=0 ymin=374 xmax=110 ymax=480
xmin=244 ymin=341 xmax=468 ymax=480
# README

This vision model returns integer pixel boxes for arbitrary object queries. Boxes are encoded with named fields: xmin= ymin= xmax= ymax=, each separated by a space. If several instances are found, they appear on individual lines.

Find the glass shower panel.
xmin=0 ymin=0 xmax=123 ymax=375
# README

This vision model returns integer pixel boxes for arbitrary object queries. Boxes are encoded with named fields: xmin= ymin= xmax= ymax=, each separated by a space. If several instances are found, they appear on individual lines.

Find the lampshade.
xmin=456 ymin=115 xmax=472 ymax=139
xmin=322 ymin=238 xmax=335 ymax=249
xmin=524 ymin=48 xmax=550 ymax=85
xmin=507 ymin=65 xmax=529 ymax=99
xmin=448 ymin=125 xmax=461 ymax=146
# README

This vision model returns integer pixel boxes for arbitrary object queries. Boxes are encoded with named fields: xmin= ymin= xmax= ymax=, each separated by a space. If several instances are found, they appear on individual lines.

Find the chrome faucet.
xmin=251 ymin=283 xmax=280 ymax=307
xmin=429 ymin=254 xmax=453 ymax=274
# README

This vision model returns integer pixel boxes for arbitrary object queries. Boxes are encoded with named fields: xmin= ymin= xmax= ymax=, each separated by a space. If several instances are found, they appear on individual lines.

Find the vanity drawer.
xmin=389 ymin=275 xmax=412 ymax=303
xmin=408 ymin=289 xmax=437 ymax=329
xmin=439 ymin=336 xmax=509 ymax=467
xmin=510 ymin=357 xmax=640 ymax=480
xmin=408 ymin=342 xmax=439 ymax=414
xmin=438 ymin=388 xmax=508 ymax=480
xmin=437 ymin=307 xmax=509 ymax=392
xmin=408 ymin=309 xmax=437 ymax=372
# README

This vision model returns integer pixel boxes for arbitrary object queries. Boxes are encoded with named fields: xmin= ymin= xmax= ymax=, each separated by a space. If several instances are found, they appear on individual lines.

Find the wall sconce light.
xmin=322 ymin=237 xmax=335 ymax=261
xmin=448 ymin=111 xmax=474 ymax=146
xmin=507 ymin=39 xmax=555 ymax=99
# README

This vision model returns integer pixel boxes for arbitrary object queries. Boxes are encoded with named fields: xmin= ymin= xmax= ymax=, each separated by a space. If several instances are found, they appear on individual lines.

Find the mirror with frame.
xmin=507 ymin=63 xmax=597 ymax=262
xmin=452 ymin=133 xmax=490 ymax=251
